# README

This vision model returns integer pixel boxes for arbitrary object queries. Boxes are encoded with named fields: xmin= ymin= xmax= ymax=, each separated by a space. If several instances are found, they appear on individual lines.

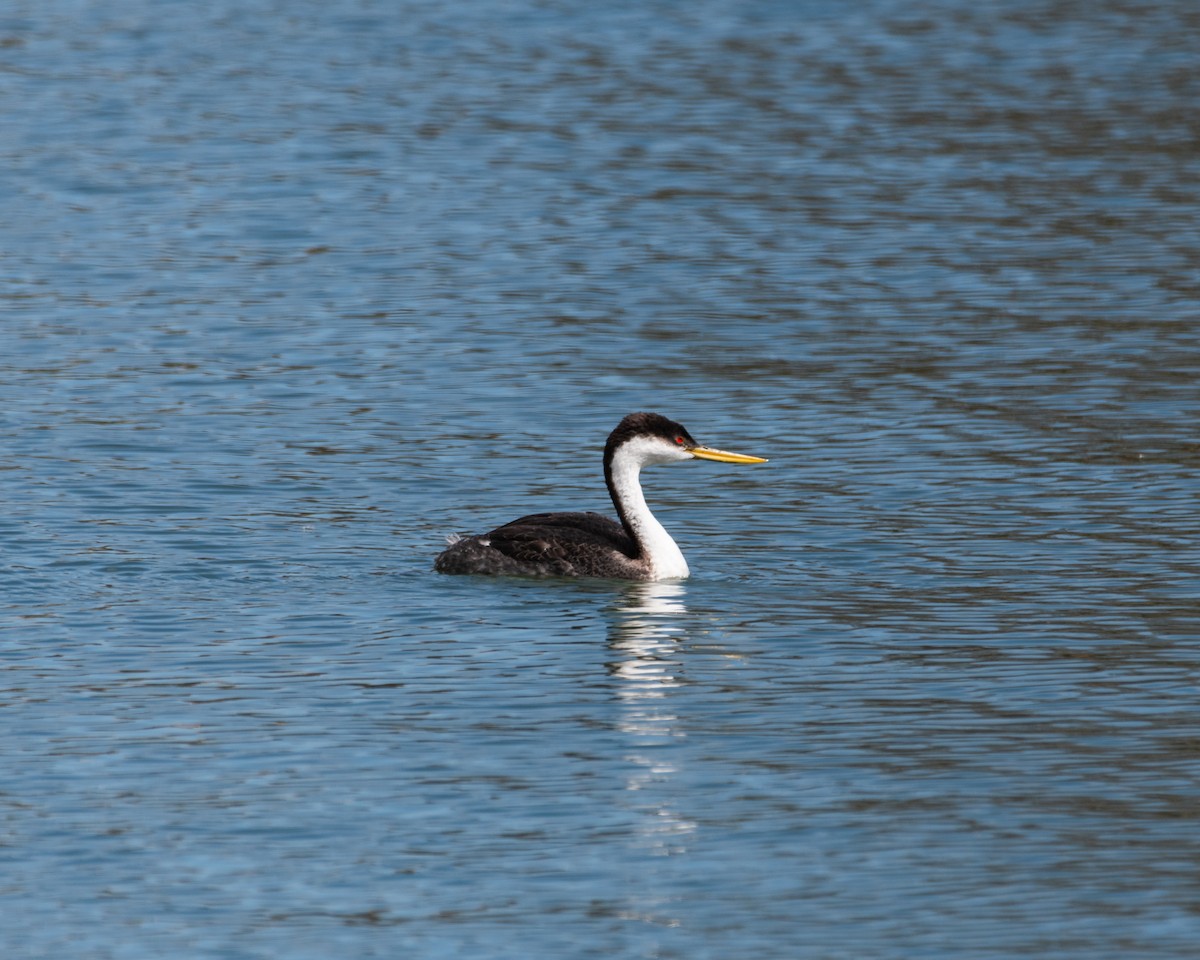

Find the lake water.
xmin=2 ymin=0 xmax=1199 ymax=957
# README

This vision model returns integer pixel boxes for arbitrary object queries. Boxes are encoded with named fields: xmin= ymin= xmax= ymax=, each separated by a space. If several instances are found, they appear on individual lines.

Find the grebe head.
xmin=605 ymin=412 xmax=768 ymax=468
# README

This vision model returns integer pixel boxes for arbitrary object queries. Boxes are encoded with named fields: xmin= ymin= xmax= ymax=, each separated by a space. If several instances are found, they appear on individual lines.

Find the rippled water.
xmin=3 ymin=0 xmax=1199 ymax=957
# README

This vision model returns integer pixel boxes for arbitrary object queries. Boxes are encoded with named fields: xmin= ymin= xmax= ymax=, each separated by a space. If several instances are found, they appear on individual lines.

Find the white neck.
xmin=608 ymin=443 xmax=690 ymax=580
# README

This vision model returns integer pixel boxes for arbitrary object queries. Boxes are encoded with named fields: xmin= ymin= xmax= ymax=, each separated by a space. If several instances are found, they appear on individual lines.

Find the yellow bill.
xmin=688 ymin=445 xmax=768 ymax=464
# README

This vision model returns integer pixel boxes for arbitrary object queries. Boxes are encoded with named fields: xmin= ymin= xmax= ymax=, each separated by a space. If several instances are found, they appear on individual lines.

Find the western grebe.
xmin=434 ymin=412 xmax=767 ymax=580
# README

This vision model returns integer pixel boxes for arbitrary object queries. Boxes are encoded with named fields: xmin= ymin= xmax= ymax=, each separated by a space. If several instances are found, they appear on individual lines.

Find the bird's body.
xmin=434 ymin=412 xmax=766 ymax=581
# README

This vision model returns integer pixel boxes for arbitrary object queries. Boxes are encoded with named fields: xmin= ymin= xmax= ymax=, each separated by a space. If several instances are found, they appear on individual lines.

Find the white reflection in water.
xmin=609 ymin=582 xmax=696 ymax=856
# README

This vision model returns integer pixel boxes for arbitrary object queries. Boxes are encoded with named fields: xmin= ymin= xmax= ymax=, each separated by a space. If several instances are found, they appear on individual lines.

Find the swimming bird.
xmin=434 ymin=412 xmax=767 ymax=580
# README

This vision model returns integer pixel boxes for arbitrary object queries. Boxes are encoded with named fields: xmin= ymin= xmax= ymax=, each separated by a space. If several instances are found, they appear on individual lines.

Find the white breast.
xmin=608 ymin=440 xmax=691 ymax=580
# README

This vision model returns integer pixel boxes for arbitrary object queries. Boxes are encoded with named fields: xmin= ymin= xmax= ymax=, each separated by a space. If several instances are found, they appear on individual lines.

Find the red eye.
xmin=674 ymin=436 xmax=685 ymax=445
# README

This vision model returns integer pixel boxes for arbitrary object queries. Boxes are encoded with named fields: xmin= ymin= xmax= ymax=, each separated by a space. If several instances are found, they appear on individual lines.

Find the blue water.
xmin=3 ymin=0 xmax=1199 ymax=957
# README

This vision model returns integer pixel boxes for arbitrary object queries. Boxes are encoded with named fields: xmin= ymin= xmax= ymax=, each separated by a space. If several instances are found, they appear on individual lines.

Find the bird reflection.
xmin=608 ymin=581 xmax=696 ymax=856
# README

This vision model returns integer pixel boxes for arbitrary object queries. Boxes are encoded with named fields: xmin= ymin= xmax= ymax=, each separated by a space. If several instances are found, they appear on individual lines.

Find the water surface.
xmin=2 ymin=1 xmax=1199 ymax=957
